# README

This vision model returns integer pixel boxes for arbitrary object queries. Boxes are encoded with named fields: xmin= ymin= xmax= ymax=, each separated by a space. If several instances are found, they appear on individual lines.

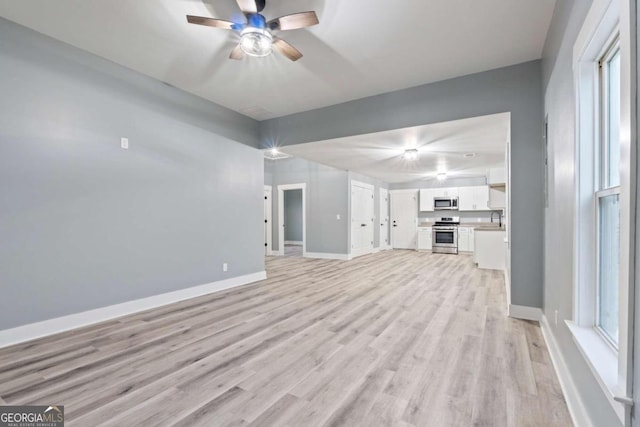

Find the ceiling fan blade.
xmin=268 ymin=11 xmax=319 ymax=31
xmin=236 ymin=0 xmax=259 ymax=13
xmin=273 ymin=38 xmax=303 ymax=61
xmin=229 ymin=44 xmax=246 ymax=60
xmin=186 ymin=15 xmax=235 ymax=30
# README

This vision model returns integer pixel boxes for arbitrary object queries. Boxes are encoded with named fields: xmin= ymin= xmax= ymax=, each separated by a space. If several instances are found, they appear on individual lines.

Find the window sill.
xmin=565 ymin=320 xmax=625 ymax=422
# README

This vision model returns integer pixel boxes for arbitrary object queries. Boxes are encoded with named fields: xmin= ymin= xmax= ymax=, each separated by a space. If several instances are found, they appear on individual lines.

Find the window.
xmin=571 ymin=0 xmax=632 ymax=420
xmin=596 ymin=39 xmax=620 ymax=347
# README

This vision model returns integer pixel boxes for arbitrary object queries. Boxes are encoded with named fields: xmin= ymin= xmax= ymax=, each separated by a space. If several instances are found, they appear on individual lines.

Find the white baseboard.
xmin=284 ymin=241 xmax=303 ymax=246
xmin=304 ymin=252 xmax=350 ymax=261
xmin=540 ymin=315 xmax=593 ymax=427
xmin=508 ymin=304 xmax=543 ymax=321
xmin=372 ymin=247 xmax=381 ymax=254
xmin=0 ymin=271 xmax=267 ymax=349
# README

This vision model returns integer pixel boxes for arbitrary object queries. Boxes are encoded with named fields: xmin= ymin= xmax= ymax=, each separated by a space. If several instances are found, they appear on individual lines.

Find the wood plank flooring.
xmin=0 ymin=250 xmax=572 ymax=426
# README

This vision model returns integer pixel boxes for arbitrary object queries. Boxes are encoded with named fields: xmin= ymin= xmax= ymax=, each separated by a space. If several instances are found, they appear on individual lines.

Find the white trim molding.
xmin=304 ymin=252 xmax=351 ymax=261
xmin=508 ymin=304 xmax=543 ymax=321
xmin=0 ymin=271 xmax=266 ymax=349
xmin=566 ymin=320 xmax=625 ymax=422
xmin=540 ymin=315 xmax=594 ymax=427
xmin=284 ymin=241 xmax=303 ymax=246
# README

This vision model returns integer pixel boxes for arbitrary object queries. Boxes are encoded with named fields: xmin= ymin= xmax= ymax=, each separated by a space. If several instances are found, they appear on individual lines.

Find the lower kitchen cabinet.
xmin=474 ymin=229 xmax=506 ymax=270
xmin=458 ymin=227 xmax=475 ymax=252
xmin=417 ymin=227 xmax=432 ymax=250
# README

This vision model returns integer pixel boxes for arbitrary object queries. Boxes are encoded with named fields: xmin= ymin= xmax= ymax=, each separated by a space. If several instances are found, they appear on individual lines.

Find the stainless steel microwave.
xmin=434 ymin=197 xmax=459 ymax=210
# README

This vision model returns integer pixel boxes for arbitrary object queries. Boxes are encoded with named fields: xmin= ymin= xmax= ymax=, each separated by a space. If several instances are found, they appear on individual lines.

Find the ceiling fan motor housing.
xmin=247 ymin=13 xmax=267 ymax=29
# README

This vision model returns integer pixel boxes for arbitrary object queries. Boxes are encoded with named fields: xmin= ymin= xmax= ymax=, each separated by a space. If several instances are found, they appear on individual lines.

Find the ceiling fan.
xmin=186 ymin=0 xmax=319 ymax=61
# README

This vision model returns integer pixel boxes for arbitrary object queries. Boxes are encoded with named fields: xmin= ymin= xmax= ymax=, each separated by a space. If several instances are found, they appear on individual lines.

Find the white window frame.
xmin=570 ymin=0 xmax=635 ymax=423
xmin=595 ymin=36 xmax=622 ymax=348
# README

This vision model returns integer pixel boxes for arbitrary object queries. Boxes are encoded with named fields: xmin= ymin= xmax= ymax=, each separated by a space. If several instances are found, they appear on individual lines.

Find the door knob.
xmin=361 ymin=224 xmax=367 ymax=227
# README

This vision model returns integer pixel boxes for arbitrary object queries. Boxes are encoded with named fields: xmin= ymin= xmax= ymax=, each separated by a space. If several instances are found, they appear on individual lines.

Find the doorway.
xmin=277 ymin=183 xmax=306 ymax=257
xmin=350 ymin=180 xmax=375 ymax=257
xmin=390 ymin=190 xmax=418 ymax=249
xmin=379 ymin=188 xmax=390 ymax=250
xmin=264 ymin=186 xmax=272 ymax=256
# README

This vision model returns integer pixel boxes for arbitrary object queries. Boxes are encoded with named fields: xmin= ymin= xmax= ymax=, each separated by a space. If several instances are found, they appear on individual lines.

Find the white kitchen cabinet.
xmin=458 ymin=186 xmax=490 ymax=211
xmin=457 ymin=227 xmax=475 ymax=252
xmin=436 ymin=187 xmax=458 ymax=198
xmin=419 ymin=189 xmax=436 ymax=211
xmin=488 ymin=167 xmax=506 ymax=185
xmin=489 ymin=187 xmax=506 ymax=209
xmin=475 ymin=229 xmax=506 ymax=270
xmin=417 ymin=227 xmax=432 ymax=250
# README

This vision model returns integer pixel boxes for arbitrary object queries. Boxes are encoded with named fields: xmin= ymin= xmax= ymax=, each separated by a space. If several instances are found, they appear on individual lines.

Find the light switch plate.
xmin=121 ymin=137 xmax=129 ymax=149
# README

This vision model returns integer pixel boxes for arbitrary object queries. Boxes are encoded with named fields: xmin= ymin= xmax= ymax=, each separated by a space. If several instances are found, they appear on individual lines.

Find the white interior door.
xmin=380 ymin=188 xmax=389 ymax=248
xmin=391 ymin=191 xmax=418 ymax=249
xmin=264 ymin=186 xmax=272 ymax=255
xmin=351 ymin=182 xmax=374 ymax=257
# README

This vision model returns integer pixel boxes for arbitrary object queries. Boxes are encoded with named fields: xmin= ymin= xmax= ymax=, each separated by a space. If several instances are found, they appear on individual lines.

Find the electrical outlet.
xmin=223 ymin=263 xmax=228 ymax=272
xmin=121 ymin=137 xmax=129 ymax=149
xmin=336 ymin=214 xmax=341 ymax=220
xmin=554 ymin=309 xmax=558 ymax=326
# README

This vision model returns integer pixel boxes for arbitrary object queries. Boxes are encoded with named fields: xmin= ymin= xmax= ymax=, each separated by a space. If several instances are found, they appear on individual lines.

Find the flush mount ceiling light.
xmin=437 ymin=172 xmax=447 ymax=181
xmin=263 ymin=147 xmax=291 ymax=160
xmin=403 ymin=149 xmax=419 ymax=161
xmin=186 ymin=0 xmax=319 ymax=61
xmin=464 ymin=152 xmax=476 ymax=158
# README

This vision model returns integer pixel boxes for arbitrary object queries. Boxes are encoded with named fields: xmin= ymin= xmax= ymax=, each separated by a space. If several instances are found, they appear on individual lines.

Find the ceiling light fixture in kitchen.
xmin=403 ymin=149 xmax=418 ymax=161
xmin=437 ymin=172 xmax=447 ymax=181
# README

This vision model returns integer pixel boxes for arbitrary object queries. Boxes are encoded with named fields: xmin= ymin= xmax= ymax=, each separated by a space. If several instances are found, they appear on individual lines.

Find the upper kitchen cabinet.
xmin=487 ymin=167 xmax=506 ymax=186
xmin=458 ymin=186 xmax=489 ymax=211
xmin=435 ymin=187 xmax=459 ymax=198
xmin=419 ymin=189 xmax=436 ymax=211
xmin=487 ymin=167 xmax=507 ymax=209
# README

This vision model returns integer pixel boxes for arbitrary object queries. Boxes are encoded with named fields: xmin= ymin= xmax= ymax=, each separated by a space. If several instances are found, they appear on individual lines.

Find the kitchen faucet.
xmin=491 ymin=211 xmax=503 ymax=228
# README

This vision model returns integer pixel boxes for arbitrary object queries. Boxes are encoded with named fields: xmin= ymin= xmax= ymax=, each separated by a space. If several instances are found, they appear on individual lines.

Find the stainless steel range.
xmin=432 ymin=216 xmax=460 ymax=255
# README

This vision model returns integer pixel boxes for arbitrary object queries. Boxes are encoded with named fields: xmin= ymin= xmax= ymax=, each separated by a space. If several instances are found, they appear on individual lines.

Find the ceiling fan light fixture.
xmin=403 ymin=148 xmax=418 ymax=161
xmin=240 ymin=27 xmax=273 ymax=57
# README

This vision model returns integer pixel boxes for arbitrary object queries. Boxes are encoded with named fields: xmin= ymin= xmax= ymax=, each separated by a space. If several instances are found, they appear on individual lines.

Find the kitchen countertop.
xmin=474 ymin=225 xmax=506 ymax=231
xmin=418 ymin=222 xmax=505 ymax=230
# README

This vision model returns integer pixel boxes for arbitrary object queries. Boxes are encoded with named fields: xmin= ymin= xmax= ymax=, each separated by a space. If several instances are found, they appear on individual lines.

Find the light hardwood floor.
xmin=0 ymin=251 xmax=572 ymax=426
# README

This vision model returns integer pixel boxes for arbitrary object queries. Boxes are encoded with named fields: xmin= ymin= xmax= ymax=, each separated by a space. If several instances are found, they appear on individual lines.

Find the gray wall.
xmin=542 ymin=0 xmax=621 ymax=426
xmin=267 ymin=158 xmax=349 ymax=254
xmin=284 ymin=189 xmax=303 ymax=242
xmin=0 ymin=19 xmax=265 ymax=330
xmin=262 ymin=61 xmax=544 ymax=308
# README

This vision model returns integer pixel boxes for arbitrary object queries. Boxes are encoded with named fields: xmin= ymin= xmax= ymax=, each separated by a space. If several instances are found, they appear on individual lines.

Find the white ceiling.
xmin=0 ymin=0 xmax=556 ymax=120
xmin=278 ymin=113 xmax=510 ymax=183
